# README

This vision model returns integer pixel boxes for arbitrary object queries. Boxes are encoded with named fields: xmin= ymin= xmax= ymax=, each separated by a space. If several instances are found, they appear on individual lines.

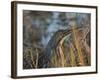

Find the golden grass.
xmin=24 ymin=26 xmax=90 ymax=68
xmin=70 ymin=43 xmax=76 ymax=67
xmin=72 ymin=26 xmax=84 ymax=66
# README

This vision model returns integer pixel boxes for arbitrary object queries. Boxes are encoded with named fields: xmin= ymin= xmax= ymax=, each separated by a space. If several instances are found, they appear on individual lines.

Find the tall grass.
xmin=24 ymin=48 xmax=39 ymax=68
xmin=24 ymin=26 xmax=90 ymax=68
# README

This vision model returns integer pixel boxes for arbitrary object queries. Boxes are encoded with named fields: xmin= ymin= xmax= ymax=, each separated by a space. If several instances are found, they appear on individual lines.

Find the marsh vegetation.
xmin=23 ymin=10 xmax=91 ymax=69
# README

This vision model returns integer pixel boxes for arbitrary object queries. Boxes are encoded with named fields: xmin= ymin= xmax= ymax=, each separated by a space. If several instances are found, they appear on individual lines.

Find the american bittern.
xmin=38 ymin=26 xmax=90 ymax=68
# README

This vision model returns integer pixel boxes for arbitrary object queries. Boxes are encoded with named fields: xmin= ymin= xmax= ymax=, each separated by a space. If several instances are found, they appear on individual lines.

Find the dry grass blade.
xmin=58 ymin=45 xmax=65 ymax=67
xmin=72 ymin=26 xmax=84 ymax=66
xmin=35 ymin=48 xmax=39 ymax=68
xmin=70 ymin=43 xmax=76 ymax=67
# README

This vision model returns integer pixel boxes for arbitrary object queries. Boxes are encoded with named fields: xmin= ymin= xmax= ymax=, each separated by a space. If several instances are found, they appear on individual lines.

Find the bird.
xmin=37 ymin=27 xmax=84 ymax=68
